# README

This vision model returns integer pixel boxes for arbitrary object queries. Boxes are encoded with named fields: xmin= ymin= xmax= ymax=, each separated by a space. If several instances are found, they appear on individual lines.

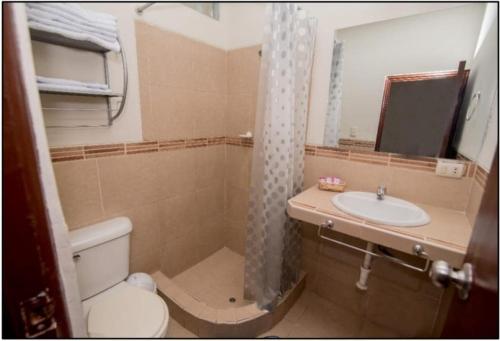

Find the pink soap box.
xmin=318 ymin=176 xmax=346 ymax=192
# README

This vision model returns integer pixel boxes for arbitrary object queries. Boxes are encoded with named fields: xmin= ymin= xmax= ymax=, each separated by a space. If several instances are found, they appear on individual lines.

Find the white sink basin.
xmin=331 ymin=192 xmax=430 ymax=227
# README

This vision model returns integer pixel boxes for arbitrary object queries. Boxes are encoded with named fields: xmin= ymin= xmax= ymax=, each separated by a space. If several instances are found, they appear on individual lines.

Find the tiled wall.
xmin=53 ymin=143 xmax=226 ymax=276
xmin=300 ymin=224 xmax=444 ymax=337
xmin=136 ymin=21 xmax=226 ymax=141
xmin=303 ymin=147 xmax=475 ymax=212
xmin=226 ymin=46 xmax=260 ymax=137
xmin=135 ymin=21 xmax=260 ymax=257
xmin=465 ymin=165 xmax=487 ymax=224
xmin=51 ymin=19 xmax=489 ymax=337
xmin=298 ymin=150 xmax=488 ymax=336
xmin=223 ymin=45 xmax=260 ymax=255
xmin=52 ymin=23 xmax=261 ymax=276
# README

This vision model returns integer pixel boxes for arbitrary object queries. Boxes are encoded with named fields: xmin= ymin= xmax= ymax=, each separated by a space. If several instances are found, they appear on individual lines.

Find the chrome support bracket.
xmin=317 ymin=220 xmax=431 ymax=273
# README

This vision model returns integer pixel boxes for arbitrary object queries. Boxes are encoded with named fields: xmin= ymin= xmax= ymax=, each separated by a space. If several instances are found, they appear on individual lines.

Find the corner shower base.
xmin=151 ymin=247 xmax=306 ymax=337
xmin=172 ymin=247 xmax=252 ymax=308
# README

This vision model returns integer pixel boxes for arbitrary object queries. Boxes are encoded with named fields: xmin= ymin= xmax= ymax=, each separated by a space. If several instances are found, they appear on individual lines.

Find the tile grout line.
xmin=93 ymin=158 xmax=106 ymax=219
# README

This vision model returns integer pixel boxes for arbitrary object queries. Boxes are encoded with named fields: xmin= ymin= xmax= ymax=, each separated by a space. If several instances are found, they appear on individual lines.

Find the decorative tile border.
xmin=338 ymin=138 xmax=376 ymax=151
xmin=226 ymin=136 xmax=254 ymax=147
xmin=49 ymin=146 xmax=84 ymax=162
xmin=475 ymin=165 xmax=488 ymax=188
xmin=84 ymin=143 xmax=125 ymax=159
xmin=304 ymin=144 xmax=472 ymax=175
xmin=50 ymin=136 xmax=230 ymax=162
xmin=125 ymin=141 xmax=158 ymax=155
xmin=158 ymin=139 xmax=186 ymax=151
xmin=50 ymin=137 xmax=487 ymax=182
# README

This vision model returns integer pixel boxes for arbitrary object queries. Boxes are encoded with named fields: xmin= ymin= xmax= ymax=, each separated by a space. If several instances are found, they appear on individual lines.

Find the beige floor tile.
xmin=284 ymin=290 xmax=363 ymax=338
xmin=283 ymin=290 xmax=311 ymax=323
xmin=172 ymin=247 xmax=250 ymax=309
xmin=259 ymin=318 xmax=295 ymax=338
xmin=357 ymin=320 xmax=401 ymax=338
xmin=166 ymin=319 xmax=198 ymax=338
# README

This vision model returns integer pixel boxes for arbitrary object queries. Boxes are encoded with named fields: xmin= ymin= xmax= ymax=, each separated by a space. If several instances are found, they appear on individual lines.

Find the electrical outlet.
xmin=435 ymin=160 xmax=465 ymax=178
xmin=350 ymin=126 xmax=358 ymax=138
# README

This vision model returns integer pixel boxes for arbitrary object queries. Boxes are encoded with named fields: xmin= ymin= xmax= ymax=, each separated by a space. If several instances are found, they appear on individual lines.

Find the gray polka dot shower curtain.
xmin=323 ymin=40 xmax=345 ymax=147
xmin=243 ymin=3 xmax=317 ymax=310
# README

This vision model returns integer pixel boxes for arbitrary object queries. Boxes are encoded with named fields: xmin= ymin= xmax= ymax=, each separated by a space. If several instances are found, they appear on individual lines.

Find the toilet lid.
xmin=87 ymin=284 xmax=167 ymax=338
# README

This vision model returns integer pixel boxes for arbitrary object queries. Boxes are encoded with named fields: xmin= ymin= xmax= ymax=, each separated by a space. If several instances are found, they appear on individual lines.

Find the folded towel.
xmin=27 ymin=7 xmax=117 ymax=41
xmin=37 ymin=82 xmax=113 ymax=95
xmin=28 ymin=20 xmax=121 ymax=52
xmin=36 ymin=76 xmax=110 ymax=90
xmin=26 ymin=3 xmax=120 ymax=51
xmin=27 ymin=9 xmax=117 ymax=43
xmin=27 ymin=3 xmax=116 ymax=28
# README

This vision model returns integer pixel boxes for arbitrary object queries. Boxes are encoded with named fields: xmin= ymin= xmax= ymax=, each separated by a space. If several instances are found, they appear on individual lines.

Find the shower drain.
xmin=228 ymin=297 xmax=236 ymax=303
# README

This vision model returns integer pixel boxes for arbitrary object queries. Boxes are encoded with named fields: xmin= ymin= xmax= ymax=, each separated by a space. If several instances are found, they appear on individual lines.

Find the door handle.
xmin=429 ymin=260 xmax=473 ymax=300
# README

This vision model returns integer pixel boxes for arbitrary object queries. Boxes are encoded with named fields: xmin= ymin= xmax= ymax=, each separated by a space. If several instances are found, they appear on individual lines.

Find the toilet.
xmin=69 ymin=217 xmax=169 ymax=338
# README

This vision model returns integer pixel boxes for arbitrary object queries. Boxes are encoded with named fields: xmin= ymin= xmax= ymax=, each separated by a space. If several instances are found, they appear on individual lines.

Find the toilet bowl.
xmin=70 ymin=217 xmax=169 ymax=338
xmin=82 ymin=282 xmax=169 ymax=338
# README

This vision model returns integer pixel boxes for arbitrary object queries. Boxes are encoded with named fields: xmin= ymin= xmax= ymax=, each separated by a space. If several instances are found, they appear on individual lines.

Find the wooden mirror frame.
xmin=374 ymin=62 xmax=469 ymax=158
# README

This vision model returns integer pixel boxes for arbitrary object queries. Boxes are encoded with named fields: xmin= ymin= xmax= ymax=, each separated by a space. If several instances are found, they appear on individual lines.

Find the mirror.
xmin=315 ymin=3 xmax=497 ymax=163
xmin=375 ymin=63 xmax=468 ymax=158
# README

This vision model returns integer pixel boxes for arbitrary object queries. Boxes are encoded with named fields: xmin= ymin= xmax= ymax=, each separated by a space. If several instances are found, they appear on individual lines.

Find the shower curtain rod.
xmin=136 ymin=3 xmax=155 ymax=14
xmin=137 ymin=3 xmax=301 ymax=14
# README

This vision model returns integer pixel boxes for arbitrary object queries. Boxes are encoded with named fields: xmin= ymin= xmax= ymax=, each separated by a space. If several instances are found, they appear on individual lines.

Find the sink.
xmin=331 ymin=192 xmax=430 ymax=227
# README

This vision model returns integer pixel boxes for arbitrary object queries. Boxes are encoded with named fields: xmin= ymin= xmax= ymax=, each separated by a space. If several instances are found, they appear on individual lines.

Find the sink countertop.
xmin=287 ymin=186 xmax=473 ymax=267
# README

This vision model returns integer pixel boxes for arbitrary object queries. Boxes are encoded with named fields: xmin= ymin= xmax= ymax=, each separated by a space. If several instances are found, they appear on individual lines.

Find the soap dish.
xmin=318 ymin=176 xmax=346 ymax=192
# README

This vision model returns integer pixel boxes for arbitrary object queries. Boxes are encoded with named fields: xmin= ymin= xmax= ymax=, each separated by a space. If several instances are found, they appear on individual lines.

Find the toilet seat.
xmin=87 ymin=283 xmax=169 ymax=338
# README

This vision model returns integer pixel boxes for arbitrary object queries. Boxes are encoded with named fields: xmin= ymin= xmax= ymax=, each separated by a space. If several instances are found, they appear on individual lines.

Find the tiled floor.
xmin=166 ymin=290 xmax=401 ymax=338
xmin=169 ymin=247 xmax=400 ymax=338
xmin=166 ymin=319 xmax=197 ymax=338
xmin=259 ymin=290 xmax=401 ymax=338
xmin=172 ymin=247 xmax=252 ymax=309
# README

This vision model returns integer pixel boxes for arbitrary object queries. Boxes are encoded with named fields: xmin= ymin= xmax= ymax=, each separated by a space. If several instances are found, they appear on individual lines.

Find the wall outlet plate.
xmin=435 ymin=160 xmax=465 ymax=178
xmin=350 ymin=126 xmax=358 ymax=138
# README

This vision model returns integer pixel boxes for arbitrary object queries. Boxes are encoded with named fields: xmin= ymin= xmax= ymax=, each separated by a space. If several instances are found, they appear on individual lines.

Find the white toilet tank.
xmin=69 ymin=217 xmax=132 ymax=300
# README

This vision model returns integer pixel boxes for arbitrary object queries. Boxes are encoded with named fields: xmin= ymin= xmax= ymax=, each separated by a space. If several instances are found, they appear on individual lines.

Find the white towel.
xmin=26 ymin=3 xmax=120 ymax=52
xmin=38 ymin=82 xmax=113 ymax=95
xmin=27 ymin=3 xmax=117 ymax=29
xmin=27 ymin=8 xmax=117 ymax=43
xmin=27 ymin=7 xmax=117 ymax=41
xmin=36 ymin=76 xmax=110 ymax=90
xmin=28 ymin=21 xmax=121 ymax=52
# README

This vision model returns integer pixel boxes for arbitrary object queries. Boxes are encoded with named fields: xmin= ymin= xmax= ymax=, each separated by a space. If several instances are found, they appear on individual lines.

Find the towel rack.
xmin=30 ymin=28 xmax=128 ymax=128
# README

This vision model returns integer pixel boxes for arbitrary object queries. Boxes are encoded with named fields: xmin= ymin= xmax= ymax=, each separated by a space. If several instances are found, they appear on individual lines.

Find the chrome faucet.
xmin=376 ymin=185 xmax=386 ymax=200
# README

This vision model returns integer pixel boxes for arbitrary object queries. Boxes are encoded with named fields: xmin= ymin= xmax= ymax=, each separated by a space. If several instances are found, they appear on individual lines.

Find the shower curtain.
xmin=323 ymin=40 xmax=345 ymax=147
xmin=244 ymin=3 xmax=317 ymax=310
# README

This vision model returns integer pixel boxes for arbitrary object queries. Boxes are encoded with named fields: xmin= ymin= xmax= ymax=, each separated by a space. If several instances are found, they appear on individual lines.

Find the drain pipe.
xmin=356 ymin=242 xmax=375 ymax=290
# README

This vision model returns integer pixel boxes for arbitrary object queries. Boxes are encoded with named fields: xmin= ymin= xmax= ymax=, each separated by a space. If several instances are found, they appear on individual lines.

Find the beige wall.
xmin=224 ymin=46 xmax=260 ymax=255
xmin=135 ymin=21 xmax=261 ymax=258
xmin=53 ymin=146 xmax=226 ymax=276
xmin=52 ymin=22 xmax=260 ymax=277
xmin=33 ymin=3 xmax=467 ymax=147
xmin=136 ymin=21 xmax=227 ymax=140
xmin=304 ymin=155 xmax=473 ymax=211
xmin=456 ymin=12 xmax=498 ymax=166
xmin=300 ymin=223 xmax=444 ymax=337
xmin=335 ymin=4 xmax=484 ymax=141
xmin=42 ymin=5 xmax=491 ymax=337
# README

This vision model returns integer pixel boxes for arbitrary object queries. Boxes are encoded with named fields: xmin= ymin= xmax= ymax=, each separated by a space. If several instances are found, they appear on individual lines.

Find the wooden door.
xmin=2 ymin=4 xmax=71 ymax=337
xmin=441 ymin=148 xmax=498 ymax=338
xmin=375 ymin=62 xmax=469 ymax=158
